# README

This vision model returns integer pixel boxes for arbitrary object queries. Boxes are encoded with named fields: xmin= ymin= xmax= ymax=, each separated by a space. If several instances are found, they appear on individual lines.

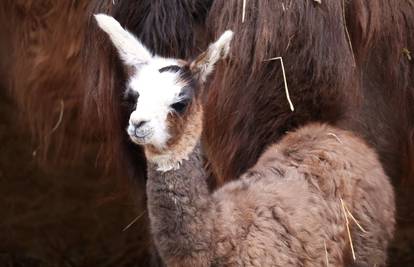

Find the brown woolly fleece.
xmin=146 ymin=123 xmax=395 ymax=267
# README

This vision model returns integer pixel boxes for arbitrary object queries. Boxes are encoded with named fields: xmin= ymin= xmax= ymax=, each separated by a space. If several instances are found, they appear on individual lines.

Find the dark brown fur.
xmin=343 ymin=0 xmax=414 ymax=185
xmin=202 ymin=0 xmax=414 ymax=187
xmin=147 ymin=123 xmax=395 ymax=266
xmin=203 ymin=0 xmax=358 ymax=184
xmin=0 ymin=0 xmax=93 ymax=163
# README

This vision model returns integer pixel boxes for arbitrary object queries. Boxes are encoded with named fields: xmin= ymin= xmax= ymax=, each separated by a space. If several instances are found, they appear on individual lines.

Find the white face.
xmin=94 ymin=14 xmax=233 ymax=149
xmin=126 ymin=57 xmax=189 ymax=148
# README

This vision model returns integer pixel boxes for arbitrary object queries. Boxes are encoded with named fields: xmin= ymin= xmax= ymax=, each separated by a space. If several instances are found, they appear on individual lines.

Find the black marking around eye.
xmin=123 ymin=88 xmax=139 ymax=111
xmin=171 ymin=99 xmax=190 ymax=114
xmin=159 ymin=65 xmax=182 ymax=73
xmin=124 ymin=88 xmax=139 ymax=101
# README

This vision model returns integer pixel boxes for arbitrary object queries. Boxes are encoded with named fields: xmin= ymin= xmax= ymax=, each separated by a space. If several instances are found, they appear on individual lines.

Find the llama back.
xmin=211 ymin=123 xmax=395 ymax=266
xmin=212 ymin=170 xmax=348 ymax=266
xmin=260 ymin=123 xmax=395 ymax=265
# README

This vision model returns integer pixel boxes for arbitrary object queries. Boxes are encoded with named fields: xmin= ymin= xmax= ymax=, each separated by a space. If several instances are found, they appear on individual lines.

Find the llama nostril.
xmin=134 ymin=120 xmax=148 ymax=129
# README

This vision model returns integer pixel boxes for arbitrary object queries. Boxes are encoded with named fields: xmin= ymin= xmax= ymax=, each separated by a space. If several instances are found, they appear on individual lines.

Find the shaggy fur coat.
xmin=146 ymin=123 xmax=395 ymax=267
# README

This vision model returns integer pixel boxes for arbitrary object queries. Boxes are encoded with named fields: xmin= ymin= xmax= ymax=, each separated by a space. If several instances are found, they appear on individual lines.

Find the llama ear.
xmin=94 ymin=14 xmax=152 ymax=67
xmin=190 ymin=30 xmax=234 ymax=83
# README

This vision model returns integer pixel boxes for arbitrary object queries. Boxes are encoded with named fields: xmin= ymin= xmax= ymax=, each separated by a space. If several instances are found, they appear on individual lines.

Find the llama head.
xmin=94 ymin=14 xmax=233 ymax=154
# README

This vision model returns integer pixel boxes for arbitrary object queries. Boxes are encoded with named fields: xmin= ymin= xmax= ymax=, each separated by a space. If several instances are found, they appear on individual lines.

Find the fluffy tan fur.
xmin=147 ymin=123 xmax=395 ymax=266
xmin=144 ymin=102 xmax=203 ymax=172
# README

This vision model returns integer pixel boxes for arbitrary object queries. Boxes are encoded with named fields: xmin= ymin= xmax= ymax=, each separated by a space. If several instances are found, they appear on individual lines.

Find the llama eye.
xmin=123 ymin=89 xmax=139 ymax=110
xmin=171 ymin=100 xmax=189 ymax=114
xmin=124 ymin=89 xmax=139 ymax=102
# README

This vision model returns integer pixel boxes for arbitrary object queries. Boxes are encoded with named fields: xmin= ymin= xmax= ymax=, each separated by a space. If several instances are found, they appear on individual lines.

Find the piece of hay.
xmin=403 ymin=48 xmax=412 ymax=61
xmin=341 ymin=0 xmax=356 ymax=67
xmin=32 ymin=100 xmax=65 ymax=158
xmin=327 ymin=133 xmax=343 ymax=144
xmin=324 ymin=240 xmax=329 ymax=267
xmin=345 ymin=205 xmax=367 ymax=233
xmin=122 ymin=211 xmax=146 ymax=232
xmin=264 ymin=57 xmax=295 ymax=111
xmin=50 ymin=100 xmax=65 ymax=134
xmin=340 ymin=198 xmax=356 ymax=261
xmin=242 ymin=0 xmax=247 ymax=23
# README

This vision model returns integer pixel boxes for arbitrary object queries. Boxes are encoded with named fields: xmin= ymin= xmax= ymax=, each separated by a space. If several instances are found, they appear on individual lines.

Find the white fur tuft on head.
xmin=191 ymin=30 xmax=234 ymax=83
xmin=94 ymin=14 xmax=152 ymax=66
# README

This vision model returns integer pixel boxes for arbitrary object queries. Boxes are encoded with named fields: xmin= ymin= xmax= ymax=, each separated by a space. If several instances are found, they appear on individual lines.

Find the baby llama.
xmin=95 ymin=14 xmax=395 ymax=267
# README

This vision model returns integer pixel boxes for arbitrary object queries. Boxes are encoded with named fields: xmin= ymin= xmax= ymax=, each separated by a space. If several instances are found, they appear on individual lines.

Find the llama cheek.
xmin=165 ymin=114 xmax=186 ymax=147
xmin=149 ymin=121 xmax=171 ymax=149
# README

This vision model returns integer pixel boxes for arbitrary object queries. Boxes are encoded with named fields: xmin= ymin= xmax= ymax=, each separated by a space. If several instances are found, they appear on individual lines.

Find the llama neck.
xmin=145 ymin=109 xmax=212 ymax=264
xmin=145 ymin=110 xmax=203 ymax=172
xmin=147 ymin=141 xmax=203 ymax=175
xmin=146 ymin=142 xmax=213 ymax=266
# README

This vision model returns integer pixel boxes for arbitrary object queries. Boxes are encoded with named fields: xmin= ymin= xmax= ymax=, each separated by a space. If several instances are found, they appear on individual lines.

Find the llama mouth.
xmin=130 ymin=135 xmax=150 ymax=145
xmin=135 ymin=130 xmax=150 ymax=138
xmin=129 ymin=130 xmax=152 ymax=145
